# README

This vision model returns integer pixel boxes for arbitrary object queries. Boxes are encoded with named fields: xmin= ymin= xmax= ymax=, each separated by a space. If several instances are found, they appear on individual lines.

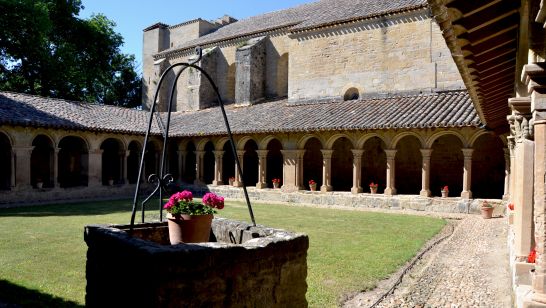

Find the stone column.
xmin=509 ymin=97 xmax=534 ymax=261
xmin=384 ymin=150 xmax=397 ymax=195
xmin=420 ymin=149 xmax=433 ymax=197
xmin=351 ymin=150 xmax=364 ymax=194
xmin=10 ymin=151 xmax=15 ymax=188
xmin=212 ymin=151 xmax=224 ymax=186
xmin=233 ymin=150 xmax=245 ymax=187
xmin=194 ymin=150 xmax=205 ymax=185
xmin=508 ymin=136 xmax=516 ymax=203
xmin=88 ymin=149 xmax=103 ymax=186
xmin=280 ymin=150 xmax=301 ymax=192
xmin=503 ymin=148 xmax=511 ymax=200
xmin=177 ymin=150 xmax=186 ymax=182
xmin=256 ymin=150 xmax=268 ymax=189
xmin=12 ymin=146 xmax=34 ymax=190
xmin=122 ymin=151 xmax=129 ymax=185
xmin=53 ymin=147 xmax=60 ymax=188
xmin=296 ymin=150 xmax=305 ymax=189
xmin=461 ymin=148 xmax=474 ymax=199
xmin=320 ymin=150 xmax=333 ymax=192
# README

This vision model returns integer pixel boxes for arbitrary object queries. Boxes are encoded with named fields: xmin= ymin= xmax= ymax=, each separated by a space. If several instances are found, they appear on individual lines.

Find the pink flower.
xmin=163 ymin=200 xmax=174 ymax=210
xmin=173 ymin=190 xmax=193 ymax=202
xmin=202 ymin=192 xmax=225 ymax=210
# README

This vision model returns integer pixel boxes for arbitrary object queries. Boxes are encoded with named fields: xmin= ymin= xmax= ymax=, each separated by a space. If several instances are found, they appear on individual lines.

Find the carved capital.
xmin=320 ymin=149 xmax=334 ymax=159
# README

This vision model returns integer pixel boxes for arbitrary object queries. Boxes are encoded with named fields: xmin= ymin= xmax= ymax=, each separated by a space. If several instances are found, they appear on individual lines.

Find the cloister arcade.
xmin=0 ymin=127 xmax=508 ymax=200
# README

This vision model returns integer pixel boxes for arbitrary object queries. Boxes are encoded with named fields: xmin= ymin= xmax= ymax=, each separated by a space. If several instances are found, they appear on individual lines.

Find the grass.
xmin=0 ymin=199 xmax=445 ymax=307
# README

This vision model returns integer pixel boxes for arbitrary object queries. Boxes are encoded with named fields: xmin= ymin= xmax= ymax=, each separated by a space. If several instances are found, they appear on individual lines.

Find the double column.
xmin=320 ymin=150 xmax=333 ymax=192
xmin=351 ymin=150 xmax=364 ymax=194
xmin=212 ymin=151 xmax=224 ymax=186
xmin=461 ymin=148 xmax=474 ymax=199
xmin=11 ymin=146 xmax=34 ymax=190
xmin=420 ymin=149 xmax=432 ymax=197
xmin=256 ymin=150 xmax=268 ymax=189
xmin=280 ymin=150 xmax=303 ymax=191
xmin=194 ymin=150 xmax=206 ymax=185
xmin=384 ymin=150 xmax=397 ymax=195
xmin=233 ymin=150 xmax=245 ymax=187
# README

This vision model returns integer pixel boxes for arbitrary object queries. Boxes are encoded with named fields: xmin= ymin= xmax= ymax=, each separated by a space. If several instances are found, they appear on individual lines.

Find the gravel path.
xmin=344 ymin=215 xmax=512 ymax=308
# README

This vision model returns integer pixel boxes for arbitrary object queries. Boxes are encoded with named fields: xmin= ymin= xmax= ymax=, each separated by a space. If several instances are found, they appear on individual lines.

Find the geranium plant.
xmin=163 ymin=190 xmax=224 ymax=216
xmin=369 ymin=182 xmax=378 ymax=188
xmin=229 ymin=177 xmax=235 ymax=181
xmin=309 ymin=179 xmax=316 ymax=185
xmin=441 ymin=185 xmax=449 ymax=192
xmin=272 ymin=178 xmax=281 ymax=184
xmin=528 ymin=246 xmax=537 ymax=263
xmin=482 ymin=200 xmax=492 ymax=208
xmin=508 ymin=203 xmax=514 ymax=211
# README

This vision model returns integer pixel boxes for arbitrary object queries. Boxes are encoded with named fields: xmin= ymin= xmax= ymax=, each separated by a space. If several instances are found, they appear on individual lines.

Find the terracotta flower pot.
xmin=310 ymin=184 xmax=317 ymax=191
xmin=441 ymin=190 xmax=448 ymax=198
xmin=273 ymin=182 xmax=280 ymax=189
xmin=229 ymin=179 xmax=234 ymax=186
xmin=167 ymin=213 xmax=213 ymax=244
xmin=36 ymin=182 xmax=43 ymax=189
xmin=370 ymin=187 xmax=377 ymax=194
xmin=481 ymin=207 xmax=494 ymax=219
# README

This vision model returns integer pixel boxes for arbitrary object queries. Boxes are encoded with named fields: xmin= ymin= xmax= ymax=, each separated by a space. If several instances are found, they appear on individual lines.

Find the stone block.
xmin=235 ymin=36 xmax=266 ymax=104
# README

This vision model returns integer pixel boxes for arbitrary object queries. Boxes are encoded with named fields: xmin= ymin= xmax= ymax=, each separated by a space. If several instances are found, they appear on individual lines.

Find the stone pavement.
xmin=344 ymin=215 xmax=512 ymax=308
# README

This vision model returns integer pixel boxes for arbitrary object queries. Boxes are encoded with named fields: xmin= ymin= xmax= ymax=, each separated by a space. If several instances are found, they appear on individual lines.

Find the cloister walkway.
xmin=345 ymin=213 xmax=512 ymax=307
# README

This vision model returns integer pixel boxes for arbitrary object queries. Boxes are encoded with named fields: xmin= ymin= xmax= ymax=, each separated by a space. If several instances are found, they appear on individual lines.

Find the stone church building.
xmin=0 ymin=0 xmax=507 ymax=206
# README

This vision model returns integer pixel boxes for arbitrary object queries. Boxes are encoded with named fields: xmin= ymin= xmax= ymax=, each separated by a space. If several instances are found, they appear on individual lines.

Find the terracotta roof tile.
xmin=0 ymin=90 xmax=479 ymax=137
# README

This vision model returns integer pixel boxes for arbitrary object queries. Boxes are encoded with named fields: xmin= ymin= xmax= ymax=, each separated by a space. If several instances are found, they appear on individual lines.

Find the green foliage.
xmin=0 ymin=0 xmax=141 ymax=107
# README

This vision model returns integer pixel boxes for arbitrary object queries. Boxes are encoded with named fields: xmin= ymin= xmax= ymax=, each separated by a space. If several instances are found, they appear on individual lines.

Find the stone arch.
xmin=266 ymin=139 xmax=283 ymax=188
xmin=237 ymin=136 xmax=258 ymax=150
xmin=31 ymin=135 xmax=54 ymax=188
xmin=303 ymin=137 xmax=323 ymax=189
xmin=183 ymin=141 xmax=196 ymax=183
xmin=332 ymin=137 xmax=353 ymax=191
xmin=165 ymin=140 xmax=180 ymax=181
xmin=426 ymin=131 xmax=467 ymax=148
xmin=0 ymin=131 xmax=12 ymax=190
xmin=362 ymin=137 xmax=387 ymax=193
xmin=391 ymin=132 xmax=425 ymax=149
xmin=325 ymin=133 xmax=355 ymax=150
xmin=243 ymin=140 xmax=259 ymax=186
xmin=341 ymin=83 xmax=363 ymax=101
xmin=196 ymin=138 xmax=212 ymax=151
xmin=395 ymin=135 xmax=422 ymax=194
xmin=471 ymin=134 xmax=505 ymax=198
xmin=356 ymin=133 xmax=390 ymax=150
xmin=222 ymin=141 xmax=235 ymax=184
xmin=58 ymin=136 xmax=89 ymax=188
xmin=277 ymin=52 xmax=289 ymax=97
xmin=259 ymin=135 xmax=282 ymax=150
xmin=430 ymin=135 xmax=464 ymax=197
xmin=127 ymin=141 xmax=142 ymax=184
xmin=216 ymin=137 xmax=231 ymax=151
xmin=101 ymin=138 xmax=124 ymax=185
xmin=297 ymin=134 xmax=325 ymax=149
xmin=468 ymin=131 xmax=493 ymax=148
xmin=203 ymin=141 xmax=215 ymax=184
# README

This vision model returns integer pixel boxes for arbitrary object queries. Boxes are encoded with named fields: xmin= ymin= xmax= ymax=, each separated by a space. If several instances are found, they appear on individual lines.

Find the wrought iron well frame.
xmin=130 ymin=47 xmax=256 ymax=229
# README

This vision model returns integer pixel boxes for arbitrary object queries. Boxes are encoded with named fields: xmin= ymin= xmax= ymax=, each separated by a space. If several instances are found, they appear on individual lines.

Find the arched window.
xmin=344 ymin=87 xmax=360 ymax=101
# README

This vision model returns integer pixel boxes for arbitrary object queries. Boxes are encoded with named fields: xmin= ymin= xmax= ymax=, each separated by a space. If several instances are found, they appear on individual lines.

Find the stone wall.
xmin=235 ymin=36 xmax=267 ymax=104
xmin=84 ymin=218 xmax=309 ymax=307
xmin=288 ymin=9 xmax=464 ymax=103
xmin=189 ymin=185 xmax=506 ymax=215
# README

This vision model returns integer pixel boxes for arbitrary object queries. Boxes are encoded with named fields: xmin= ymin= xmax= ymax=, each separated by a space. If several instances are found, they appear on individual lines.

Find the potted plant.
xmin=108 ymin=177 xmax=114 ymax=186
xmin=441 ymin=185 xmax=449 ymax=198
xmin=369 ymin=182 xmax=378 ymax=194
xmin=481 ymin=200 xmax=494 ymax=219
xmin=163 ymin=190 xmax=224 ymax=244
xmin=228 ymin=176 xmax=235 ymax=186
xmin=528 ymin=246 xmax=537 ymax=263
xmin=272 ymin=178 xmax=281 ymax=189
xmin=36 ymin=177 xmax=44 ymax=189
xmin=309 ymin=179 xmax=317 ymax=191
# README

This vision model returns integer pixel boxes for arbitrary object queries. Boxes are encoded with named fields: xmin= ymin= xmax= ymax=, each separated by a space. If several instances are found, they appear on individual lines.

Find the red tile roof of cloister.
xmin=0 ymin=90 xmax=480 ymax=136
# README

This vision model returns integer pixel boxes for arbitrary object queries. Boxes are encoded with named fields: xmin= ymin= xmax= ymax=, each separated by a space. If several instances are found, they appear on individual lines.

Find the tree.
xmin=0 ymin=0 xmax=141 ymax=107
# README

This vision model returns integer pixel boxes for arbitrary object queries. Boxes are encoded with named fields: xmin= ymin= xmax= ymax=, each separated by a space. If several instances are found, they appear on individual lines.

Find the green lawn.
xmin=0 ymin=199 xmax=445 ymax=307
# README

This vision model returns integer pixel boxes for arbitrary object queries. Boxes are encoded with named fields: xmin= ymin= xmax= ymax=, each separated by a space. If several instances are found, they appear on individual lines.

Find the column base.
xmin=320 ymin=185 xmax=333 ymax=192
xmin=384 ymin=187 xmax=396 ymax=195
xmin=420 ymin=189 xmax=431 ymax=197
xmin=233 ymin=181 xmax=243 ymax=187
xmin=461 ymin=190 xmax=472 ymax=199
xmin=351 ymin=187 xmax=363 ymax=194
xmin=256 ymin=183 xmax=267 ymax=189
xmin=212 ymin=180 xmax=223 ymax=186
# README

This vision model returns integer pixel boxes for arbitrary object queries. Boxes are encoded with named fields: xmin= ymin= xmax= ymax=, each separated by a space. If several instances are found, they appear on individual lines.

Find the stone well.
xmin=84 ymin=218 xmax=309 ymax=307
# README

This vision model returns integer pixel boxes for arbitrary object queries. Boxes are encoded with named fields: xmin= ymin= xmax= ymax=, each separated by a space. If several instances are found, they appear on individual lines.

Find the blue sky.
xmin=79 ymin=0 xmax=315 ymax=74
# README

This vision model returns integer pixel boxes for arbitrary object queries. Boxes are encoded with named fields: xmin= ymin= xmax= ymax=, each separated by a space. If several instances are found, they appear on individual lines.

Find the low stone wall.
xmin=0 ymin=184 xmax=152 ymax=207
xmin=186 ymin=185 xmax=506 ymax=215
xmin=84 ymin=218 xmax=309 ymax=307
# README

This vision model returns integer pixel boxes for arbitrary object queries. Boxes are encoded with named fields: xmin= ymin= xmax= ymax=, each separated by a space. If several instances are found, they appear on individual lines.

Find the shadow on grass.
xmin=0 ymin=279 xmax=83 ymax=307
xmin=0 ymin=198 xmax=161 ymax=218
